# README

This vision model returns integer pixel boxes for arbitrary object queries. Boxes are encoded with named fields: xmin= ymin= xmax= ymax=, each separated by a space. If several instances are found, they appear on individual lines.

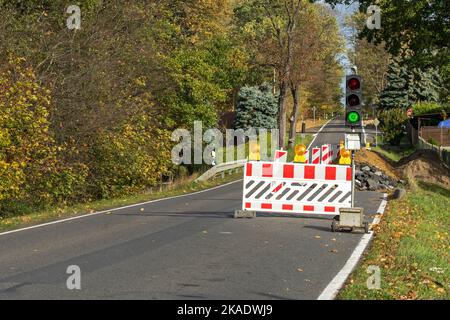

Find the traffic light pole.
xmin=351 ymin=150 xmax=355 ymax=208
xmin=351 ymin=127 xmax=356 ymax=208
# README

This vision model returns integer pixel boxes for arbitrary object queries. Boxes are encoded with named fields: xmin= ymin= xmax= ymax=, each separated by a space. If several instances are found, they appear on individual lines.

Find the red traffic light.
xmin=347 ymin=77 xmax=360 ymax=90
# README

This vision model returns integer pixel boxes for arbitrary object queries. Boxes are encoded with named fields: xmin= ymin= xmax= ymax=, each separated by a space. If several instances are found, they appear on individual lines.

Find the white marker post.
xmin=374 ymin=118 xmax=380 ymax=147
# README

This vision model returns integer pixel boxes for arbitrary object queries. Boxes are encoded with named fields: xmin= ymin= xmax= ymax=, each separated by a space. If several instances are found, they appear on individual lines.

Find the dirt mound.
xmin=397 ymin=150 xmax=450 ymax=187
xmin=355 ymin=149 xmax=400 ymax=180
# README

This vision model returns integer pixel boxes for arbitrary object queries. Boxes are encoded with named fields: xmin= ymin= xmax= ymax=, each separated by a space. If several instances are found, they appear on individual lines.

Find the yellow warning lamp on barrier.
xmin=339 ymin=148 xmax=352 ymax=165
xmin=339 ymin=139 xmax=345 ymax=150
xmin=248 ymin=141 xmax=260 ymax=161
xmin=293 ymin=144 xmax=307 ymax=163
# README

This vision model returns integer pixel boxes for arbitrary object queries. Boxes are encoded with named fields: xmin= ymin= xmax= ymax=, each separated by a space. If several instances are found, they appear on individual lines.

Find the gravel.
xmin=354 ymin=163 xmax=399 ymax=191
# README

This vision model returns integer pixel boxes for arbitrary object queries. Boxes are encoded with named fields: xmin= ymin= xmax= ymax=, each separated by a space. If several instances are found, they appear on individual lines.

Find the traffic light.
xmin=345 ymin=75 xmax=362 ymax=127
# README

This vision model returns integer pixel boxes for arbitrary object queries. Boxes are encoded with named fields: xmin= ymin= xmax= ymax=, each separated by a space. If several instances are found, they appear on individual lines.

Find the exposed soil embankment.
xmin=397 ymin=150 xmax=450 ymax=188
xmin=355 ymin=149 xmax=450 ymax=190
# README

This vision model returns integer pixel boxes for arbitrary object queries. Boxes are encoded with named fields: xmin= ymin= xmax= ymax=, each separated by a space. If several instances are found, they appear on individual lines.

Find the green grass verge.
xmin=338 ymin=182 xmax=450 ymax=300
xmin=0 ymin=172 xmax=242 ymax=233
xmin=372 ymin=145 xmax=416 ymax=162
xmin=371 ymin=135 xmax=416 ymax=162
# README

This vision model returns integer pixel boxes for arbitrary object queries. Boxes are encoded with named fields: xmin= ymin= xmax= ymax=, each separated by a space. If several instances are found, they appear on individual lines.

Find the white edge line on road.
xmin=307 ymin=118 xmax=335 ymax=151
xmin=0 ymin=179 xmax=243 ymax=237
xmin=317 ymin=193 xmax=388 ymax=300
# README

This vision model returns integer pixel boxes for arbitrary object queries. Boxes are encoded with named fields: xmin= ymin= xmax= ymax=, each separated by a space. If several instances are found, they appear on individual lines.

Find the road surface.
xmin=0 ymin=118 xmax=382 ymax=299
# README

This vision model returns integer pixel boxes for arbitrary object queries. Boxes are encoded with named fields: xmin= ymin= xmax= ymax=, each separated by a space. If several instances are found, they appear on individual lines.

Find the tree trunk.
xmin=278 ymin=80 xmax=288 ymax=149
xmin=288 ymin=84 xmax=300 ymax=150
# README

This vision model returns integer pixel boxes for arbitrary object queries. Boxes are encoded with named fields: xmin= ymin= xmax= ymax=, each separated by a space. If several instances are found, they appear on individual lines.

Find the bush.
xmin=88 ymin=115 xmax=172 ymax=199
xmin=379 ymin=108 xmax=407 ymax=146
xmin=0 ymin=55 xmax=91 ymax=215
xmin=412 ymin=102 xmax=450 ymax=116
xmin=0 ymin=55 xmax=57 ymax=207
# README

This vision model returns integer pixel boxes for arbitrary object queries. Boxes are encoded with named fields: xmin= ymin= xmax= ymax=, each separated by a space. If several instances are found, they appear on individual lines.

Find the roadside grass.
xmin=0 ymin=171 xmax=243 ymax=233
xmin=338 ymin=181 xmax=450 ymax=300
xmin=372 ymin=145 xmax=416 ymax=162
xmin=371 ymin=136 xmax=416 ymax=162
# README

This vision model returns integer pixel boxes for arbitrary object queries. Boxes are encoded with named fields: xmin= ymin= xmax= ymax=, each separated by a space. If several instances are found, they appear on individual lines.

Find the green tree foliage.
xmin=409 ymin=67 xmax=443 ymax=103
xmin=380 ymin=59 xmax=444 ymax=109
xmin=234 ymin=83 xmax=278 ymax=130
xmin=379 ymin=108 xmax=407 ymax=146
xmin=330 ymin=0 xmax=449 ymax=103
xmin=412 ymin=102 xmax=450 ymax=117
xmin=379 ymin=60 xmax=411 ymax=109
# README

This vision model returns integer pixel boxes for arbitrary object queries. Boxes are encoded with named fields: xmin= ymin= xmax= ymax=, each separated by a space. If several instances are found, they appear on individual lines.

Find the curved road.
xmin=0 ymin=118 xmax=383 ymax=299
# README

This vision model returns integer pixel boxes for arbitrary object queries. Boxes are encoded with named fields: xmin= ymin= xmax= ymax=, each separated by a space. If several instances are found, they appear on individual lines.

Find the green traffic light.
xmin=347 ymin=111 xmax=360 ymax=123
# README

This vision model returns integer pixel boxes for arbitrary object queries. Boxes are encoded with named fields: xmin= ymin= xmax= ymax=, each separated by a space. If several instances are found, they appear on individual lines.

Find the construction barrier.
xmin=242 ymin=161 xmax=352 ymax=215
xmin=274 ymin=149 xmax=288 ymax=162
xmin=311 ymin=147 xmax=321 ymax=164
xmin=321 ymin=144 xmax=331 ymax=164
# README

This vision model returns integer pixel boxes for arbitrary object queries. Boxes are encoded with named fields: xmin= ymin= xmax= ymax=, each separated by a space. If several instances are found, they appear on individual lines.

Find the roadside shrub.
xmin=412 ymin=102 xmax=449 ymax=117
xmin=379 ymin=108 xmax=407 ymax=146
xmin=88 ymin=114 xmax=172 ymax=199
xmin=0 ymin=55 xmax=90 ymax=215
xmin=0 ymin=55 xmax=57 ymax=208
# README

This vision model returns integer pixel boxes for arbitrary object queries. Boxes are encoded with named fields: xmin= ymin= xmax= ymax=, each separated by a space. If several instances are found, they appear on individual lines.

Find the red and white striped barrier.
xmin=311 ymin=147 xmax=320 ymax=164
xmin=321 ymin=144 xmax=331 ymax=164
xmin=304 ymin=150 xmax=309 ymax=163
xmin=274 ymin=150 xmax=287 ymax=162
xmin=243 ymin=161 xmax=352 ymax=215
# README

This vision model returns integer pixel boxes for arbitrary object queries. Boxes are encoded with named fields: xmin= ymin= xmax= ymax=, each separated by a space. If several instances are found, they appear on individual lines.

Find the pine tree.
xmin=379 ymin=60 xmax=410 ymax=109
xmin=409 ymin=67 xmax=442 ymax=103
xmin=380 ymin=59 xmax=444 ymax=110
xmin=234 ymin=83 xmax=278 ymax=130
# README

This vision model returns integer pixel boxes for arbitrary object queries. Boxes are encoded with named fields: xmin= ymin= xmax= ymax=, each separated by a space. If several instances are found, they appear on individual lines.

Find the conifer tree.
xmin=379 ymin=60 xmax=410 ymax=109
xmin=234 ymin=83 xmax=278 ymax=130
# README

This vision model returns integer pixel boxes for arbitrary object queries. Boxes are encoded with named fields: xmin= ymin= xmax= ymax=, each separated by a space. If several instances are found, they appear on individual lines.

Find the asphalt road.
xmin=307 ymin=117 xmax=369 ymax=148
xmin=0 ymin=118 xmax=383 ymax=300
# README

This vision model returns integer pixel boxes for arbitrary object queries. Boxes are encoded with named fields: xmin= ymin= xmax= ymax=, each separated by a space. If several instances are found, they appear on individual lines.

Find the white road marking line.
xmin=307 ymin=118 xmax=335 ymax=151
xmin=0 ymin=180 xmax=243 ymax=237
xmin=317 ymin=193 xmax=388 ymax=300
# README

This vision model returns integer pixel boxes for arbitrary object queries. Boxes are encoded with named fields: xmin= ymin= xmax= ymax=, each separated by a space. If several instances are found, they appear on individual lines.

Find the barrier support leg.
xmin=234 ymin=210 xmax=256 ymax=218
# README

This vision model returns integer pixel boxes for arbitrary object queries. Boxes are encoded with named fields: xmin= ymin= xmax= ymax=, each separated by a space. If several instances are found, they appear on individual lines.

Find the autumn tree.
xmin=287 ymin=2 xmax=343 ymax=148
xmin=234 ymin=0 xmax=303 ymax=147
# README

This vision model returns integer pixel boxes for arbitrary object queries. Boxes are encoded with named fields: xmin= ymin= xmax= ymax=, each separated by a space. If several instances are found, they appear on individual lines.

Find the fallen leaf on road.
xmin=330 ymin=249 xmax=338 ymax=253
xmin=297 ymin=268 xmax=303 ymax=272
xmin=140 ymin=208 xmax=145 ymax=212
xmin=331 ymin=238 xmax=336 ymax=242
xmin=314 ymin=235 xmax=321 ymax=239
xmin=202 ymin=230 xmax=208 ymax=234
